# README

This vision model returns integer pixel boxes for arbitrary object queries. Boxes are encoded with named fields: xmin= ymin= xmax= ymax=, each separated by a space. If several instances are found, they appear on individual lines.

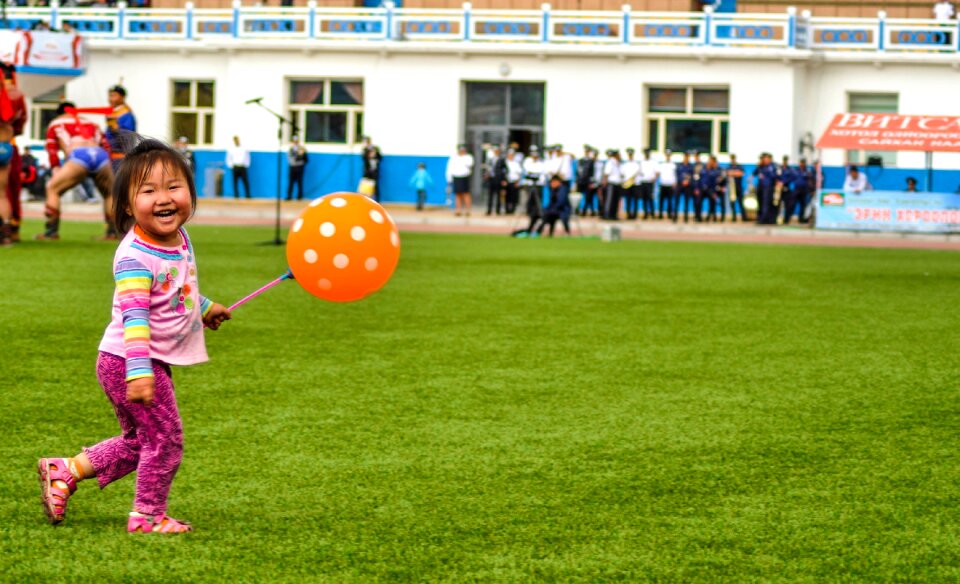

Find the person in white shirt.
xmin=601 ymin=149 xmax=623 ymax=220
xmin=446 ymin=144 xmax=475 ymax=216
xmin=934 ymin=0 xmax=955 ymax=20
xmin=843 ymin=165 xmax=870 ymax=193
xmin=505 ymin=148 xmax=523 ymax=214
xmin=657 ymin=150 xmax=677 ymax=219
xmin=620 ymin=148 xmax=642 ymax=220
xmin=226 ymin=135 xmax=251 ymax=198
xmin=638 ymin=149 xmax=659 ymax=220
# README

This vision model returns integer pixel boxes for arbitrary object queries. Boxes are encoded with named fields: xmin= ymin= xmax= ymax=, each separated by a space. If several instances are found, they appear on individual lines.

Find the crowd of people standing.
xmin=464 ymin=144 xmax=817 ymax=236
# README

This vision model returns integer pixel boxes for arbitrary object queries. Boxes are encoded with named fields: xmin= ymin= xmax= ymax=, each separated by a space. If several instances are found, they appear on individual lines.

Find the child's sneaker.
xmin=127 ymin=512 xmax=193 ymax=534
xmin=37 ymin=458 xmax=77 ymax=525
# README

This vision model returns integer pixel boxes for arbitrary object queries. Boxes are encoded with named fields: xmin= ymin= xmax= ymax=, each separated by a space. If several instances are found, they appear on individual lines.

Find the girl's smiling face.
xmin=129 ymin=162 xmax=192 ymax=246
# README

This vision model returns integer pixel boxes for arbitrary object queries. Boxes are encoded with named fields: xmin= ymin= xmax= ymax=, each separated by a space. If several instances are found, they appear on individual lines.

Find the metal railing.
xmin=5 ymin=1 xmax=959 ymax=54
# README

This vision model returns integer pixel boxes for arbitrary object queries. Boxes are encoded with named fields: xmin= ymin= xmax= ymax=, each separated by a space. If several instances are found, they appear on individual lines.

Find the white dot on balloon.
xmin=320 ymin=222 xmax=336 ymax=237
xmin=365 ymin=257 xmax=378 ymax=271
xmin=351 ymin=226 xmax=366 ymax=241
xmin=304 ymin=249 xmax=318 ymax=264
xmin=292 ymin=218 xmax=303 ymax=233
xmin=331 ymin=197 xmax=347 ymax=208
xmin=309 ymin=197 xmax=324 ymax=207
xmin=390 ymin=231 xmax=399 ymax=248
xmin=318 ymin=278 xmax=332 ymax=290
xmin=333 ymin=253 xmax=349 ymax=269
xmin=369 ymin=209 xmax=384 ymax=224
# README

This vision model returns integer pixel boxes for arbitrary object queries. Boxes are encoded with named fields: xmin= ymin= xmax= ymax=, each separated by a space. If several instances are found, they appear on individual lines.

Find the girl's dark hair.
xmin=112 ymin=137 xmax=197 ymax=234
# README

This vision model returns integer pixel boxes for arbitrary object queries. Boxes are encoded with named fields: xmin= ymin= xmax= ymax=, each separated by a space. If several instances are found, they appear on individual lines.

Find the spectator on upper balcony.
xmin=843 ymin=165 xmax=870 ymax=193
xmin=934 ymin=0 xmax=955 ymax=20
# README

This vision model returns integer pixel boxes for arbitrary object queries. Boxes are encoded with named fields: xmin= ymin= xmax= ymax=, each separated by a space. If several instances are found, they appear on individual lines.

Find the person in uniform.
xmin=522 ymin=146 xmax=545 ymax=213
xmin=753 ymin=152 xmax=780 ymax=225
xmin=486 ymin=144 xmax=506 ymax=216
xmin=286 ymin=134 xmax=309 ymax=201
xmin=620 ymin=147 xmax=641 ymax=220
xmin=776 ymin=155 xmax=795 ymax=223
xmin=675 ymin=152 xmax=695 ymax=223
xmin=576 ymin=144 xmax=598 ymax=216
xmin=697 ymin=155 xmax=725 ymax=222
xmin=504 ymin=148 xmax=522 ymax=214
xmin=657 ymin=149 xmax=676 ymax=220
xmin=446 ymin=143 xmax=474 ymax=216
xmin=361 ymin=136 xmax=383 ymax=202
xmin=601 ymin=149 xmax=623 ymax=220
xmin=639 ymin=148 xmax=658 ymax=220
xmin=784 ymin=157 xmax=814 ymax=224
xmin=725 ymin=153 xmax=746 ymax=222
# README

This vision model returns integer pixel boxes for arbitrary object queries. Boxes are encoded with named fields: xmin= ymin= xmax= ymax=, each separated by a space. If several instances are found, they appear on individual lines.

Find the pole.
xmin=247 ymin=99 xmax=298 ymax=246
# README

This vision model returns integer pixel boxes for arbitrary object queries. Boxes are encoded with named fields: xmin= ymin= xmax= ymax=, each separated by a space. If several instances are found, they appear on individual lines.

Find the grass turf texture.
xmin=2 ymin=219 xmax=959 ymax=582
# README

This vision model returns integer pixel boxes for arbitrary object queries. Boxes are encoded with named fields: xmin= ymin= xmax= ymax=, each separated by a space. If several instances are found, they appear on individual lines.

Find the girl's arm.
xmin=115 ymin=257 xmax=154 ymax=382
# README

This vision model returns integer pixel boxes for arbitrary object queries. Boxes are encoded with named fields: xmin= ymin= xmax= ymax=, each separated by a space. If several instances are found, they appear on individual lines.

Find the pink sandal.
xmin=37 ymin=458 xmax=77 ymax=525
xmin=127 ymin=512 xmax=193 ymax=534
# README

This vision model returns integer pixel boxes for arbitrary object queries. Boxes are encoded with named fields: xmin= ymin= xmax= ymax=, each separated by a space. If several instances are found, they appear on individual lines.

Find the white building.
xmin=17 ymin=4 xmax=960 ymax=202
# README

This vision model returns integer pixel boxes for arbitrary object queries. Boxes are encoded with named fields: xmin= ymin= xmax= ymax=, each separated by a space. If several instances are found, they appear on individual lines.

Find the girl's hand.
xmin=203 ymin=303 xmax=232 ymax=330
xmin=127 ymin=378 xmax=155 ymax=406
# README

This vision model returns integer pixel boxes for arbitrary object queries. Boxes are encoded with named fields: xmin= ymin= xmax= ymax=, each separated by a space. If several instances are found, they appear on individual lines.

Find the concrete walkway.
xmin=22 ymin=198 xmax=960 ymax=252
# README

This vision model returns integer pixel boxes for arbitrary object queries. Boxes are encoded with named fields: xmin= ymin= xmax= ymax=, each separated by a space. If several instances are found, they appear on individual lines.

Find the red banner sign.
xmin=816 ymin=113 xmax=960 ymax=152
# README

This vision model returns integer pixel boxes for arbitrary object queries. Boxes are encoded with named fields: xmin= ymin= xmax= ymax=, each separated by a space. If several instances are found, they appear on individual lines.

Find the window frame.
xmin=645 ymin=85 xmax=730 ymax=155
xmin=846 ymin=92 xmax=898 ymax=168
xmin=170 ymin=79 xmax=216 ymax=147
xmin=287 ymin=78 xmax=364 ymax=146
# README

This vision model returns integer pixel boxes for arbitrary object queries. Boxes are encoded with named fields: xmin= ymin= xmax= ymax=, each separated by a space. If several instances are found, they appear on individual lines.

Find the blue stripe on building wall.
xmin=190 ymin=150 xmax=960 ymax=206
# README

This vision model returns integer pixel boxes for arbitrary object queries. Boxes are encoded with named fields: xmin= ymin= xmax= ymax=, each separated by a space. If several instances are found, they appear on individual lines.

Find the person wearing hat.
xmin=783 ymin=157 xmax=814 ymax=224
xmin=674 ymin=152 xmax=695 ymax=223
xmin=485 ymin=144 xmax=507 ymax=216
xmin=697 ymin=155 xmax=725 ymax=222
xmin=521 ymin=146 xmax=545 ymax=215
xmin=639 ymin=149 xmax=658 ymax=220
xmin=576 ymin=145 xmax=598 ymax=216
xmin=601 ymin=149 xmax=623 ymax=220
xmin=446 ymin=143 xmax=474 ymax=216
xmin=753 ymin=152 xmax=781 ymax=224
xmin=286 ymin=134 xmax=309 ymax=201
xmin=505 ymin=148 xmax=522 ymax=214
xmin=620 ymin=148 xmax=641 ymax=220
xmin=104 ymin=84 xmax=136 ymax=172
xmin=725 ymin=154 xmax=746 ymax=222
xmin=175 ymin=136 xmax=195 ymax=174
xmin=657 ymin=149 xmax=677 ymax=220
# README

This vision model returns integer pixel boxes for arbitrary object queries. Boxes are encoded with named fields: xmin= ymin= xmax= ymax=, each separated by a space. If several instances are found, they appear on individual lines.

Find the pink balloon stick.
xmin=227 ymin=270 xmax=294 ymax=312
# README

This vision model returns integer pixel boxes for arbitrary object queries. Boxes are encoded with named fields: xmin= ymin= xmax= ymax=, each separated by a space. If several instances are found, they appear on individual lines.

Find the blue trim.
xmin=622 ymin=10 xmax=629 ymax=44
xmin=233 ymin=3 xmax=240 ymax=38
xmin=15 ymin=65 xmax=85 ymax=77
xmin=385 ymin=2 xmax=393 ymax=40
xmin=704 ymin=10 xmax=712 ymax=45
xmin=463 ymin=6 xmax=470 ymax=41
xmin=309 ymin=3 xmax=316 ymax=38
xmin=541 ymin=8 xmax=549 ymax=43
xmin=118 ymin=3 xmax=126 ymax=39
xmin=788 ymin=13 xmax=795 ymax=48
xmin=878 ymin=16 xmax=885 ymax=51
xmin=186 ymin=5 xmax=194 ymax=40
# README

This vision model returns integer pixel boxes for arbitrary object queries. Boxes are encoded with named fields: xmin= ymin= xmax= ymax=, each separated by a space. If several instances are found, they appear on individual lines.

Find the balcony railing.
xmin=4 ymin=1 xmax=958 ymax=54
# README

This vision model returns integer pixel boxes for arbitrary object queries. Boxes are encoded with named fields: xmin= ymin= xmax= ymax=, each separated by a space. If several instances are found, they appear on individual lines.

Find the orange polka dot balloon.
xmin=286 ymin=193 xmax=400 ymax=302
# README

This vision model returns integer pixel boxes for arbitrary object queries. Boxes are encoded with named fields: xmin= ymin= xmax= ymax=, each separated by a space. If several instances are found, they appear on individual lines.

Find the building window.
xmin=30 ymin=86 xmax=64 ymax=141
xmin=170 ymin=80 xmax=215 ymax=146
xmin=288 ymin=79 xmax=364 ymax=145
xmin=847 ymin=92 xmax=898 ymax=168
xmin=646 ymin=86 xmax=729 ymax=154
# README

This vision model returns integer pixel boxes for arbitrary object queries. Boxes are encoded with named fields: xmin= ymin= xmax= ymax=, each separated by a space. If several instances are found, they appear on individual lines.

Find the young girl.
xmin=37 ymin=138 xmax=231 ymax=533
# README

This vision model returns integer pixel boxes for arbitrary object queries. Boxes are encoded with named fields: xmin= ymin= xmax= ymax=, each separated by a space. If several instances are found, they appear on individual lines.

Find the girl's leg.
xmin=84 ymin=352 xmax=144 ymax=487
xmin=128 ymin=362 xmax=184 ymax=516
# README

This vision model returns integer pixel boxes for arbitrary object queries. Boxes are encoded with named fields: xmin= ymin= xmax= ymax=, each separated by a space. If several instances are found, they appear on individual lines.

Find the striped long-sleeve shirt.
xmin=99 ymin=226 xmax=213 ymax=381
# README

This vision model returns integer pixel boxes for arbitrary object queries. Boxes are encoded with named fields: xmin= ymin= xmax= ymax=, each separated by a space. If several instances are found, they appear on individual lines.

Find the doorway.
xmin=463 ymin=82 xmax=545 ymax=199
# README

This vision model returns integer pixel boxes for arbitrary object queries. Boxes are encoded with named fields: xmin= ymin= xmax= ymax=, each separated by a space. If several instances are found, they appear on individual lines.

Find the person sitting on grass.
xmin=36 ymin=138 xmax=231 ymax=533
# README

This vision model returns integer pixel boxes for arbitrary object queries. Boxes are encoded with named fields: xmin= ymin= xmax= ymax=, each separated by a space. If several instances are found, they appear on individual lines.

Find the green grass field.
xmin=2 ymin=220 xmax=959 ymax=582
